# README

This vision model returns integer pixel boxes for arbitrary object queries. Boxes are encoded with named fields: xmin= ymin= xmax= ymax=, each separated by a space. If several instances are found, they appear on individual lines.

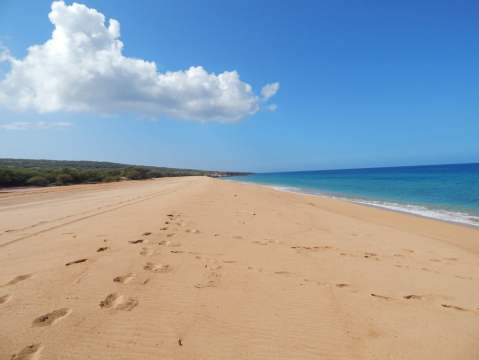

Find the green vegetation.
xmin=0 ymin=158 xmax=248 ymax=188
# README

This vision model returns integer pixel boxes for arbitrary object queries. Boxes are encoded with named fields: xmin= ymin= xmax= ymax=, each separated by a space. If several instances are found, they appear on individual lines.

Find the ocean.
xmin=230 ymin=163 xmax=479 ymax=228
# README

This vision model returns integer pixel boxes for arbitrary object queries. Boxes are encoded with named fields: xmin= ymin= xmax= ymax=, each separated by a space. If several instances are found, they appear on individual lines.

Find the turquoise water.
xmin=230 ymin=163 xmax=479 ymax=227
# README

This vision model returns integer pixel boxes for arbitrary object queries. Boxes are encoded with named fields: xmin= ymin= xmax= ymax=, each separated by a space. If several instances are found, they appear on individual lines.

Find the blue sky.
xmin=0 ymin=0 xmax=478 ymax=172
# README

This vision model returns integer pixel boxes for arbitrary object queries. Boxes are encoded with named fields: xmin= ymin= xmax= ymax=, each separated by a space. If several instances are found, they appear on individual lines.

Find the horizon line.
xmin=1 ymin=157 xmax=478 ymax=175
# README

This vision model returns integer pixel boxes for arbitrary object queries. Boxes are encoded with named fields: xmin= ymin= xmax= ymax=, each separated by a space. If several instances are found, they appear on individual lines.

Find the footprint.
xmin=142 ymin=232 xmax=152 ymax=236
xmin=0 ymin=294 xmax=11 ymax=304
xmin=5 ymin=274 xmax=32 ymax=286
xmin=65 ymin=259 xmax=88 ymax=266
xmin=252 ymin=240 xmax=268 ymax=246
xmin=170 ymin=250 xmax=184 ymax=254
xmin=99 ymin=293 xmax=138 ymax=311
xmin=165 ymin=241 xmax=181 ymax=247
xmin=403 ymin=294 xmax=423 ymax=300
xmin=195 ymin=272 xmax=221 ymax=289
xmin=370 ymin=293 xmax=393 ymax=301
xmin=11 ymin=344 xmax=43 ymax=360
xmin=444 ymin=257 xmax=458 ymax=261
xmin=129 ymin=239 xmax=144 ymax=244
xmin=116 ymin=297 xmax=139 ymax=311
xmin=291 ymin=245 xmax=331 ymax=251
xmin=113 ymin=273 xmax=135 ymax=284
xmin=96 ymin=246 xmax=109 ymax=252
xmin=455 ymin=275 xmax=473 ymax=280
xmin=267 ymin=239 xmax=280 ymax=244
xmin=274 ymin=271 xmax=292 ymax=276
xmin=99 ymin=293 xmax=122 ymax=309
xmin=32 ymin=308 xmax=71 ymax=327
xmin=144 ymin=262 xmax=172 ymax=273
xmin=194 ymin=280 xmax=217 ymax=289
xmin=336 ymin=283 xmax=350 ymax=288
xmin=441 ymin=304 xmax=468 ymax=312
xmin=139 ymin=248 xmax=153 ymax=256
xmin=188 ymin=229 xmax=201 ymax=234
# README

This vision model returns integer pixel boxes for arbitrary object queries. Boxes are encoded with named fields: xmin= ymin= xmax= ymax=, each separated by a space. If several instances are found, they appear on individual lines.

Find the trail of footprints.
xmin=248 ymin=237 xmax=479 ymax=314
xmin=368 ymin=292 xmax=473 ymax=313
xmin=101 ymin=213 xmax=192 ymax=313
xmin=7 ymin=213 xmax=189 ymax=359
xmin=4 ymin=210 xmax=478 ymax=358
xmin=270 ymin=265 xmax=478 ymax=313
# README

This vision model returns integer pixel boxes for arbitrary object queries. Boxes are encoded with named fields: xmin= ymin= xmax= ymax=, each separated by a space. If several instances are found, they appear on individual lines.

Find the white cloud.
xmin=0 ymin=47 xmax=11 ymax=62
xmin=0 ymin=1 xmax=278 ymax=122
xmin=0 ymin=121 xmax=72 ymax=130
xmin=260 ymin=82 xmax=280 ymax=101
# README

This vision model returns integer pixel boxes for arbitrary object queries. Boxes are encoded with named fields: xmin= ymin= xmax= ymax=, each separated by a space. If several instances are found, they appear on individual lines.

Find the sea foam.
xmin=261 ymin=184 xmax=479 ymax=228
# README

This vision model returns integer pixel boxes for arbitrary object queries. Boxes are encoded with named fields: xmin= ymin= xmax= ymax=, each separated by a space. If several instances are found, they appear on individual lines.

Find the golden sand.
xmin=1 ymin=177 xmax=478 ymax=359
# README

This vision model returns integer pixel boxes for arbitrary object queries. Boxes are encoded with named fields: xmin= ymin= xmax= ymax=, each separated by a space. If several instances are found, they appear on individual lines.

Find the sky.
xmin=0 ymin=0 xmax=478 ymax=172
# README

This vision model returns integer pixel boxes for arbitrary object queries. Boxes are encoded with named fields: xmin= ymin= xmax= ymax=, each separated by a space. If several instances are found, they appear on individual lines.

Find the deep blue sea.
xmin=230 ymin=163 xmax=479 ymax=227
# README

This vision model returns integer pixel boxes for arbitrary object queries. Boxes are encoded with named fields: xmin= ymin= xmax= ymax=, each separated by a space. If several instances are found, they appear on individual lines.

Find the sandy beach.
xmin=1 ymin=176 xmax=478 ymax=360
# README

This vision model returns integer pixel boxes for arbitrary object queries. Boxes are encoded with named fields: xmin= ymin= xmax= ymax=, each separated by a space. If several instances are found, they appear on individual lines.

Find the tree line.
xmin=0 ymin=159 xmax=247 ymax=188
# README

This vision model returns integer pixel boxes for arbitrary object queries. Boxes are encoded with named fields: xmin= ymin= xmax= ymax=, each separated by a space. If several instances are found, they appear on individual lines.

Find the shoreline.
xmin=225 ymin=178 xmax=479 ymax=256
xmin=226 ymin=179 xmax=479 ymax=229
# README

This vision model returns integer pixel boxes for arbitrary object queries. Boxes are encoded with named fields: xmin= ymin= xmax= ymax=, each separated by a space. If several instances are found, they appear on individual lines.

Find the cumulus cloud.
xmin=0 ymin=1 xmax=278 ymax=122
xmin=0 ymin=121 xmax=72 ymax=130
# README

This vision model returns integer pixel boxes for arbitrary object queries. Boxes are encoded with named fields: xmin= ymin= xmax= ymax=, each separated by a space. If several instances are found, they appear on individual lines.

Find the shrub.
xmin=122 ymin=167 xmax=150 ymax=180
xmin=102 ymin=175 xmax=121 ymax=183
xmin=26 ymin=176 xmax=50 ymax=187
xmin=56 ymin=173 xmax=74 ymax=185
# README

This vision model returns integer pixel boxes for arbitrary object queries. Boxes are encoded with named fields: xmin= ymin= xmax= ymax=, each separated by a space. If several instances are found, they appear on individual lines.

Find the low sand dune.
xmin=1 ymin=176 xmax=478 ymax=359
